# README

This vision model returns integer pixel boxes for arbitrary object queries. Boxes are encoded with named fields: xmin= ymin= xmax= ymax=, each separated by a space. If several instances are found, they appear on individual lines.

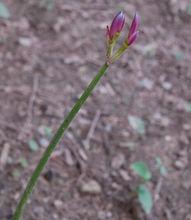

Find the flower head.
xmin=127 ymin=13 xmax=140 ymax=46
xmin=107 ymin=11 xmax=125 ymax=41
xmin=106 ymin=11 xmax=140 ymax=63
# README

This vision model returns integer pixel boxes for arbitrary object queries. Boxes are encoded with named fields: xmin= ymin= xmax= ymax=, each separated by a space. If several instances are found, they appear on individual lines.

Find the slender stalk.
xmin=112 ymin=43 xmax=128 ymax=61
xmin=13 ymin=63 xmax=109 ymax=220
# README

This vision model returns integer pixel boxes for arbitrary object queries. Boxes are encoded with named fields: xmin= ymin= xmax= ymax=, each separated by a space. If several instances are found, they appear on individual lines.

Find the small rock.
xmin=162 ymin=81 xmax=172 ymax=91
xmin=119 ymin=169 xmax=131 ymax=181
xmin=119 ymin=141 xmax=135 ymax=150
xmin=38 ymin=125 xmax=46 ymax=135
xmin=54 ymin=200 xmax=63 ymax=209
xmin=105 ymin=124 xmax=112 ymax=132
xmin=78 ymin=148 xmax=88 ymax=161
xmin=0 ymin=142 xmax=10 ymax=169
xmin=182 ymin=180 xmax=191 ymax=190
xmin=174 ymin=160 xmax=186 ymax=169
xmin=64 ymin=55 xmax=82 ymax=65
xmin=53 ymin=213 xmax=59 ymax=219
xmin=111 ymin=182 xmax=122 ymax=190
xmin=99 ymin=85 xmax=109 ymax=94
xmin=160 ymin=117 xmax=170 ymax=127
xmin=98 ymin=211 xmax=106 ymax=219
xmin=106 ymin=212 xmax=113 ymax=218
xmin=183 ymin=124 xmax=191 ymax=130
xmin=80 ymin=179 xmax=101 ymax=194
xmin=18 ymin=37 xmax=32 ymax=47
xmin=39 ymin=138 xmax=49 ymax=148
xmin=13 ymin=192 xmax=20 ymax=200
xmin=64 ymin=148 xmax=74 ymax=166
xmin=138 ymin=78 xmax=154 ymax=90
xmin=153 ymin=112 xmax=170 ymax=126
xmin=53 ymin=17 xmax=65 ymax=32
xmin=111 ymin=153 xmax=125 ymax=169
xmin=98 ymin=211 xmax=112 ymax=219
xmin=165 ymin=135 xmax=172 ymax=142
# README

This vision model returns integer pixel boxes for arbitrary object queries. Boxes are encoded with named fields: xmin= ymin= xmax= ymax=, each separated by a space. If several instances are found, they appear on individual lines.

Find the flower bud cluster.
xmin=106 ymin=11 xmax=140 ymax=63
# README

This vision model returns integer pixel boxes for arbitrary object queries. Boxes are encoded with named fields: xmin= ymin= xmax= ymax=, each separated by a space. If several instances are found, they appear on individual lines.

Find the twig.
xmin=83 ymin=110 xmax=101 ymax=150
xmin=0 ymin=143 xmax=10 ymax=170
xmin=19 ymin=74 xmax=39 ymax=139
xmin=154 ymin=177 xmax=163 ymax=202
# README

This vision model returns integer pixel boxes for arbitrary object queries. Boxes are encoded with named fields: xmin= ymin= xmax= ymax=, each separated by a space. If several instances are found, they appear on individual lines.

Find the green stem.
xmin=12 ymin=63 xmax=109 ymax=220
xmin=111 ymin=43 xmax=128 ymax=62
xmin=107 ymin=41 xmax=114 ymax=58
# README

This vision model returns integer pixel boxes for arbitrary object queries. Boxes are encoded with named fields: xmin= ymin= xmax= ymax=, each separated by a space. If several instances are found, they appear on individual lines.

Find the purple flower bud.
xmin=128 ymin=31 xmax=139 ymax=46
xmin=107 ymin=11 xmax=125 ymax=40
xmin=127 ymin=13 xmax=140 ymax=46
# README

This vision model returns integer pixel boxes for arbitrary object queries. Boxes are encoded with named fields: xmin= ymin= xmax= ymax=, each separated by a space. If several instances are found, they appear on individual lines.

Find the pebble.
xmin=162 ymin=81 xmax=172 ymax=90
xmin=106 ymin=212 xmax=113 ymax=218
xmin=39 ymin=138 xmax=49 ymax=148
xmin=160 ymin=117 xmax=170 ymax=127
xmin=153 ymin=112 xmax=170 ymax=127
xmin=78 ymin=148 xmax=88 ymax=161
xmin=98 ymin=211 xmax=106 ymax=219
xmin=119 ymin=169 xmax=131 ymax=181
xmin=182 ymin=180 xmax=191 ymax=190
xmin=138 ymin=78 xmax=154 ymax=90
xmin=111 ymin=182 xmax=122 ymax=190
xmin=53 ymin=213 xmax=59 ymax=219
xmin=111 ymin=153 xmax=125 ymax=169
xmin=64 ymin=55 xmax=82 ymax=65
xmin=80 ymin=179 xmax=102 ymax=194
xmin=183 ymin=124 xmax=191 ymax=130
xmin=165 ymin=135 xmax=172 ymax=142
xmin=54 ymin=200 xmax=63 ymax=209
xmin=64 ymin=148 xmax=74 ymax=166
xmin=174 ymin=160 xmax=186 ymax=169
xmin=98 ymin=211 xmax=113 ymax=219
xmin=18 ymin=37 xmax=32 ymax=47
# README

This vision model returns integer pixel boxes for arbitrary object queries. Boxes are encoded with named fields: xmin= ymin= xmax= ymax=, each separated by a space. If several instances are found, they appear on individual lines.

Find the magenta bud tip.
xmin=107 ymin=11 xmax=125 ymax=40
xmin=127 ymin=12 xmax=140 ymax=46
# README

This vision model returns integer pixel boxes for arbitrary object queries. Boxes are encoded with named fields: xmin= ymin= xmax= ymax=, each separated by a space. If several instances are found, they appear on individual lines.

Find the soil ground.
xmin=0 ymin=0 xmax=191 ymax=219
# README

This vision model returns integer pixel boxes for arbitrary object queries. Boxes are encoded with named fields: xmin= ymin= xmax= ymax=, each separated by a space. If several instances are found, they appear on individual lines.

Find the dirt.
xmin=0 ymin=0 xmax=191 ymax=219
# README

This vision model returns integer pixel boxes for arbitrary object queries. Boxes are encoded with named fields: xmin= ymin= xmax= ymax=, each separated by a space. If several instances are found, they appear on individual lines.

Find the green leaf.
xmin=0 ymin=2 xmax=10 ymax=19
xmin=19 ymin=157 xmax=28 ymax=168
xmin=137 ymin=184 xmax=153 ymax=214
xmin=155 ymin=157 xmax=167 ymax=176
xmin=44 ymin=126 xmax=52 ymax=137
xmin=128 ymin=116 xmax=145 ymax=135
xmin=185 ymin=102 xmax=191 ymax=113
xmin=131 ymin=161 xmax=152 ymax=180
xmin=28 ymin=139 xmax=39 ymax=152
xmin=174 ymin=51 xmax=185 ymax=61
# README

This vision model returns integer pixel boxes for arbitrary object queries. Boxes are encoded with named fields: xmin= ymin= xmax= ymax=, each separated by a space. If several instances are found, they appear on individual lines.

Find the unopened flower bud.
xmin=107 ymin=11 xmax=125 ymax=41
xmin=127 ymin=30 xmax=139 ymax=46
xmin=127 ymin=13 xmax=140 ymax=46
